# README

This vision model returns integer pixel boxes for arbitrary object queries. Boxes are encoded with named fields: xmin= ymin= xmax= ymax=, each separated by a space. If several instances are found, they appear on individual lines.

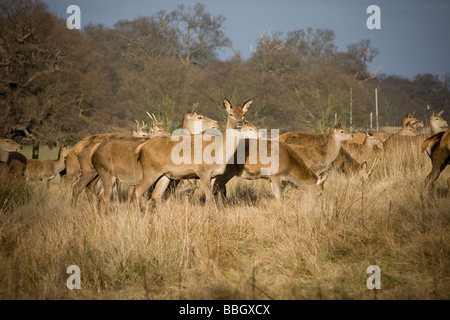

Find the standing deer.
xmin=344 ymin=130 xmax=382 ymax=163
xmin=279 ymin=128 xmax=376 ymax=180
xmin=384 ymin=112 xmax=426 ymax=153
xmin=397 ymin=112 xmax=424 ymax=136
xmin=0 ymin=137 xmax=25 ymax=177
xmin=429 ymin=110 xmax=448 ymax=135
xmin=138 ymin=98 xmax=324 ymax=207
xmin=69 ymin=112 xmax=172 ymax=206
xmin=25 ymin=146 xmax=70 ymax=187
xmin=421 ymin=127 xmax=450 ymax=198
xmin=90 ymin=103 xmax=218 ymax=208
xmin=133 ymin=98 xmax=257 ymax=207
xmin=286 ymin=123 xmax=354 ymax=176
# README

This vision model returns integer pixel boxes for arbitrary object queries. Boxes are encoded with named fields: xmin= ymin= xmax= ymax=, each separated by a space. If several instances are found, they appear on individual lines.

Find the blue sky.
xmin=43 ymin=0 xmax=450 ymax=79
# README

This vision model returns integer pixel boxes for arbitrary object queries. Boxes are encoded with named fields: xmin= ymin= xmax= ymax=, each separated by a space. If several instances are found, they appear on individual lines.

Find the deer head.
xmin=223 ymin=98 xmax=253 ymax=130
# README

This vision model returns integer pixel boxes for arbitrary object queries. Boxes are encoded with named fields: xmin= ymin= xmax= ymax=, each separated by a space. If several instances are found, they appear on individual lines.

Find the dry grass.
xmin=0 ymin=144 xmax=449 ymax=300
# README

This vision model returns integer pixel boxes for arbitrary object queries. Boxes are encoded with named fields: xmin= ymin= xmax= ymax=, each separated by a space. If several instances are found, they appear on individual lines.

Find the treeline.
xmin=1 ymin=0 xmax=449 ymax=145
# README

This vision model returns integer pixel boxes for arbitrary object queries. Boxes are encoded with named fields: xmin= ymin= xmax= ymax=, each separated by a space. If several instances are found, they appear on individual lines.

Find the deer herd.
xmin=1 ymin=100 xmax=449 ymax=211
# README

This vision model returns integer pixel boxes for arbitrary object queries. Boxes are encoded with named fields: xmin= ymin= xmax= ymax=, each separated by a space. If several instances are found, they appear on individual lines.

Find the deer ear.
xmin=223 ymin=98 xmax=231 ymax=112
xmin=361 ymin=161 xmax=367 ymax=170
xmin=187 ymin=102 xmax=198 ymax=115
xmin=242 ymin=99 xmax=253 ymax=113
xmin=437 ymin=109 xmax=444 ymax=116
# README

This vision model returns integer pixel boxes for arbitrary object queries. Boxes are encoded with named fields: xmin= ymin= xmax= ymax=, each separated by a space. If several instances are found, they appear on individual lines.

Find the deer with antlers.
xmin=89 ymin=103 xmax=218 ymax=208
xmin=136 ymin=98 xmax=325 ymax=207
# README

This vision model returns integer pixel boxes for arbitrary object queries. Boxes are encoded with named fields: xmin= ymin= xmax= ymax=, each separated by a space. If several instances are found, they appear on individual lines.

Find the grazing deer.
xmin=90 ymin=103 xmax=218 ymax=208
xmin=429 ymin=110 xmax=448 ymax=136
xmin=25 ymin=146 xmax=70 ymax=187
xmin=0 ymin=137 xmax=25 ymax=177
xmin=421 ymin=128 xmax=450 ymax=198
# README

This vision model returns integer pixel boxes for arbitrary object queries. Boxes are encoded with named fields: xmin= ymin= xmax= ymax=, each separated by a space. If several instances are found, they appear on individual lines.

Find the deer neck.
xmin=323 ymin=135 xmax=342 ymax=163
xmin=53 ymin=155 xmax=66 ymax=173
xmin=0 ymin=151 xmax=10 ymax=163
xmin=430 ymin=122 xmax=444 ymax=135
xmin=398 ymin=127 xmax=416 ymax=136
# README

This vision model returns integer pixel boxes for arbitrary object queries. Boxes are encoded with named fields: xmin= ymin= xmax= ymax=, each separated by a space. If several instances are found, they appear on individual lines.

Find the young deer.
xmin=25 ymin=146 xmax=70 ymax=187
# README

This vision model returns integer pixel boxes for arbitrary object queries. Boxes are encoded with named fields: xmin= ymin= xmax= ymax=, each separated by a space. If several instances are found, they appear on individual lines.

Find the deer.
xmin=147 ymin=112 xmax=168 ymax=137
xmin=346 ymin=131 xmax=389 ymax=147
xmin=24 ymin=145 xmax=70 ymax=187
xmin=0 ymin=137 xmax=25 ymax=177
xmin=397 ymin=112 xmax=424 ymax=136
xmin=383 ymin=112 xmax=426 ymax=153
xmin=62 ymin=114 xmax=168 ymax=189
xmin=284 ymin=122 xmax=354 ymax=177
xmin=89 ymin=103 xmax=219 ymax=208
xmin=132 ymin=120 xmax=149 ymax=138
xmin=69 ymin=113 xmax=172 ymax=206
xmin=421 ymin=127 xmax=450 ymax=198
xmin=429 ymin=110 xmax=448 ymax=136
xmin=138 ymin=98 xmax=325 ymax=207
xmin=279 ymin=129 xmax=376 ymax=181
xmin=344 ymin=130 xmax=382 ymax=163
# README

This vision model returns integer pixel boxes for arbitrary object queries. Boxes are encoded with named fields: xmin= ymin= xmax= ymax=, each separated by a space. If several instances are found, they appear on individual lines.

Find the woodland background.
xmin=1 ymin=0 xmax=449 ymax=146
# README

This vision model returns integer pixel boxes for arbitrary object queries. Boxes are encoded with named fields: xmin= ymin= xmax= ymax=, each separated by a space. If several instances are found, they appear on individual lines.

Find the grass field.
xmin=0 ymin=140 xmax=449 ymax=300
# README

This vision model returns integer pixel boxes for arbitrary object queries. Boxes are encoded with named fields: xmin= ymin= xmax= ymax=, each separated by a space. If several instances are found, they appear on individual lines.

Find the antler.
xmin=187 ymin=102 xmax=199 ymax=115
xmin=147 ymin=112 xmax=163 ymax=126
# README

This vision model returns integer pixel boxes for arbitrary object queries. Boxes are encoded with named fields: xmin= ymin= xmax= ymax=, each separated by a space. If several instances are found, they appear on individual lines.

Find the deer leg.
xmin=269 ymin=176 xmax=282 ymax=201
xmin=423 ymin=162 xmax=442 ymax=200
xmin=126 ymin=185 xmax=135 ymax=203
xmin=198 ymin=172 xmax=214 ymax=205
xmin=150 ymin=176 xmax=172 ymax=208
xmin=71 ymin=171 xmax=98 ymax=207
xmin=135 ymin=169 xmax=161 ymax=209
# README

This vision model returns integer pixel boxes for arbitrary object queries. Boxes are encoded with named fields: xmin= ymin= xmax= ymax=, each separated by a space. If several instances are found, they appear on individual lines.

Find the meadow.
xmin=0 ymin=138 xmax=449 ymax=300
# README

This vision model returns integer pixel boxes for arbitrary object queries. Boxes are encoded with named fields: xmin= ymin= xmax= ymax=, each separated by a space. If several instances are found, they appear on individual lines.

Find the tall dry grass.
xmin=0 ymin=140 xmax=449 ymax=300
